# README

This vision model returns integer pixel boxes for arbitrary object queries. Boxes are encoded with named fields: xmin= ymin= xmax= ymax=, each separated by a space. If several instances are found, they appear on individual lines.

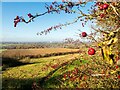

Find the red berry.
xmin=63 ymin=74 xmax=67 ymax=78
xmin=16 ymin=16 xmax=19 ymax=19
xmin=28 ymin=13 xmax=33 ymax=18
xmin=28 ymin=13 xmax=31 ymax=16
xmin=51 ymin=64 xmax=58 ymax=69
xmin=96 ymin=2 xmax=101 ymax=6
xmin=100 ymin=13 xmax=105 ymax=18
xmin=70 ymin=77 xmax=76 ymax=81
xmin=83 ymin=75 xmax=87 ymax=80
xmin=14 ymin=16 xmax=19 ymax=20
xmin=14 ymin=19 xmax=20 ymax=27
xmin=88 ymin=48 xmax=95 ymax=55
xmin=99 ymin=5 xmax=104 ymax=10
xmin=82 ymin=32 xmax=87 ymax=37
xmin=75 ymin=68 xmax=78 ymax=73
xmin=49 ymin=5 xmax=53 ymax=9
xmin=118 ymin=75 xmax=120 ymax=79
xmin=103 ymin=4 xmax=109 ymax=9
xmin=116 ymin=66 xmax=119 ymax=69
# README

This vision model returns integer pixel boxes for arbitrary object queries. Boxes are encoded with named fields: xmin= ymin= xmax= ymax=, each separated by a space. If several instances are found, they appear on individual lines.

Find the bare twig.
xmin=110 ymin=4 xmax=119 ymax=17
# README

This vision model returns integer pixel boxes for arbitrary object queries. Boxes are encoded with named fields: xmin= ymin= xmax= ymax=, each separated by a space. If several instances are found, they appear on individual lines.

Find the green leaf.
xmin=67 ymin=65 xmax=76 ymax=71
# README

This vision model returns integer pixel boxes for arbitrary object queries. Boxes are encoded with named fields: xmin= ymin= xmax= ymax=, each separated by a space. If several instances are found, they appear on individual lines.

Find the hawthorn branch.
xmin=21 ymin=10 xmax=58 ymax=24
xmin=103 ymin=0 xmax=119 ymax=17
xmin=37 ymin=15 xmax=89 ymax=35
xmin=87 ymin=34 xmax=98 ymax=43
xmin=22 ymin=2 xmax=88 ymax=24
xmin=91 ymin=26 xmax=109 ymax=35
xmin=15 ymin=2 xmax=89 ymax=28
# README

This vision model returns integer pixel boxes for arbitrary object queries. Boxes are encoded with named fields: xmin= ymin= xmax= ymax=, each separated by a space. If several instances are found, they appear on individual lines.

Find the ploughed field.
xmin=1 ymin=48 xmax=80 ymax=58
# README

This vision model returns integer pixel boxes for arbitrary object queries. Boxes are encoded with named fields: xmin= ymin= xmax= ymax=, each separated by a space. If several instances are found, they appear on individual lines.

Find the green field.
xmin=2 ymin=48 xmax=120 ymax=89
xmin=2 ymin=54 xmax=81 ymax=89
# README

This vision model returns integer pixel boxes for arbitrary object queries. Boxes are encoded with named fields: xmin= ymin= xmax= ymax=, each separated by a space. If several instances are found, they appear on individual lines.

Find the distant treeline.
xmin=1 ymin=42 xmax=84 ymax=49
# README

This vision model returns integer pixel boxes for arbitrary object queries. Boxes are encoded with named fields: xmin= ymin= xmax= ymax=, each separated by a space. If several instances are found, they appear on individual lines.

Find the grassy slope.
xmin=2 ymin=54 xmax=80 ymax=89
xmin=2 ymin=48 xmax=120 ymax=89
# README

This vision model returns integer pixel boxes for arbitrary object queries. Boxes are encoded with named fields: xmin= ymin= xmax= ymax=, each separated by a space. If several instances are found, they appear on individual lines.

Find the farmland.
xmin=1 ymin=1 xmax=120 ymax=89
xmin=2 ymin=53 xmax=80 ymax=89
xmin=1 ymin=48 xmax=80 ymax=58
xmin=1 ymin=43 xmax=120 ymax=89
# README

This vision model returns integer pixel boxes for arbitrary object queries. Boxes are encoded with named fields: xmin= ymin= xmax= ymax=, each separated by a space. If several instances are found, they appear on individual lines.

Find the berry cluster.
xmin=14 ymin=16 xmax=20 ymax=27
xmin=63 ymin=68 xmax=79 ymax=81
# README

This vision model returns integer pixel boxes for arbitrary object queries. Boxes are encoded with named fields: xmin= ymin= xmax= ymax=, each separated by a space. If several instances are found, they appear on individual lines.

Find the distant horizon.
xmin=1 ymin=41 xmax=91 ymax=44
xmin=1 ymin=41 xmax=64 ymax=43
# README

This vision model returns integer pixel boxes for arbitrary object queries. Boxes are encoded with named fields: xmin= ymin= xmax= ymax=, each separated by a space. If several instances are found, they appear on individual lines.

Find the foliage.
xmin=12 ymin=0 xmax=120 ymax=89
